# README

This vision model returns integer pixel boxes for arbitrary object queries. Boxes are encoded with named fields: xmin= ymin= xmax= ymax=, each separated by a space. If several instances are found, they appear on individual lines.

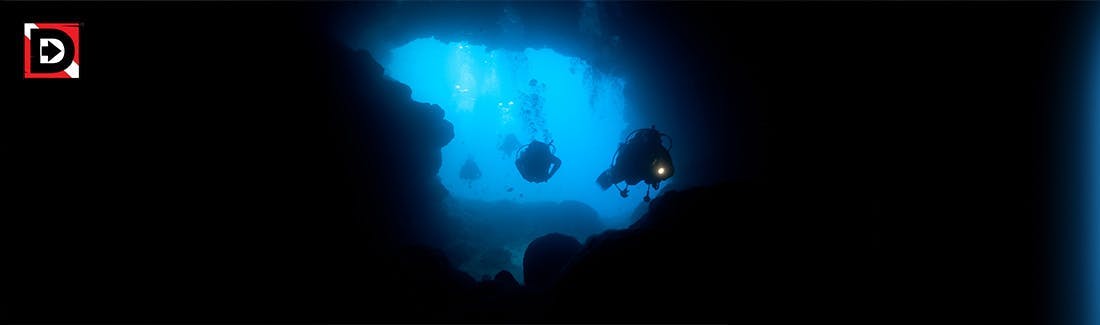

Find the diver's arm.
xmin=547 ymin=156 xmax=562 ymax=178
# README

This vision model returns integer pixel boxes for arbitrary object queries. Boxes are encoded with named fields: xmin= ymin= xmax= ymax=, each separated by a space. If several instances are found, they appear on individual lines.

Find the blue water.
xmin=382 ymin=37 xmax=645 ymax=225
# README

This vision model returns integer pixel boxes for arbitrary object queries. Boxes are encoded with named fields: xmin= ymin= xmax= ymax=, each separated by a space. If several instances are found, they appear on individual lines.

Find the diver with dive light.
xmin=596 ymin=125 xmax=674 ymax=202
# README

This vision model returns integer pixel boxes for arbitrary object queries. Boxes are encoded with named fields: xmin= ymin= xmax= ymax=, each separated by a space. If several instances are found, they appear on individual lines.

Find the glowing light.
xmin=657 ymin=167 xmax=665 ymax=175
xmin=508 ymin=101 xmax=514 ymax=105
xmin=455 ymin=84 xmax=461 ymax=89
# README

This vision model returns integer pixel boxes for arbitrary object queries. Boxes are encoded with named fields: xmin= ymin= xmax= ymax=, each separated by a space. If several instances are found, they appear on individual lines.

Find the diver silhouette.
xmin=515 ymin=140 xmax=562 ymax=183
xmin=460 ymin=157 xmax=482 ymax=188
xmin=596 ymin=125 xmax=674 ymax=202
xmin=498 ymin=133 xmax=521 ymax=159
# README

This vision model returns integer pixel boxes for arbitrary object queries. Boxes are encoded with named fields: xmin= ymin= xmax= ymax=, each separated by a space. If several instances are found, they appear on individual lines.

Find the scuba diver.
xmin=498 ymin=133 xmax=521 ymax=159
xmin=515 ymin=140 xmax=562 ymax=183
xmin=459 ymin=156 xmax=482 ymax=188
xmin=596 ymin=125 xmax=674 ymax=202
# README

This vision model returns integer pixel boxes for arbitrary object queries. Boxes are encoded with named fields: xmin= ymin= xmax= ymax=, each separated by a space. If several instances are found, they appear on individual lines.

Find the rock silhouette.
xmin=523 ymin=233 xmax=583 ymax=290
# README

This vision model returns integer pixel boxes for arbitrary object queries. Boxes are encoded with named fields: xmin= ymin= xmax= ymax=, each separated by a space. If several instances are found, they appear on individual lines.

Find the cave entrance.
xmin=381 ymin=37 xmax=645 ymax=281
xmin=383 ymin=37 xmax=643 ymax=224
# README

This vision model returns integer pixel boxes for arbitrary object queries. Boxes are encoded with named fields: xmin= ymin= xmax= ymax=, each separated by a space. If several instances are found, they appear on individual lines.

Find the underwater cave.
xmin=326 ymin=0 xmax=749 ymax=294
xmin=380 ymin=37 xmax=642 ymax=281
xmin=384 ymin=37 xmax=640 ymax=219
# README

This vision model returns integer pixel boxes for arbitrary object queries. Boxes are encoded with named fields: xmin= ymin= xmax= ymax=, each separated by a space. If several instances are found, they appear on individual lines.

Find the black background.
xmin=3 ymin=2 xmax=1091 ymax=324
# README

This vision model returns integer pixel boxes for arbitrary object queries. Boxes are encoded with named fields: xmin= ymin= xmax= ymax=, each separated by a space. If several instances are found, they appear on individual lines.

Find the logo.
xmin=24 ymin=23 xmax=80 ymax=79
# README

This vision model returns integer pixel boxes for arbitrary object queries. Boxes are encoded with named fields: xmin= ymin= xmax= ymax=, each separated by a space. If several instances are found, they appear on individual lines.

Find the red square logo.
xmin=24 ymin=22 xmax=80 ymax=79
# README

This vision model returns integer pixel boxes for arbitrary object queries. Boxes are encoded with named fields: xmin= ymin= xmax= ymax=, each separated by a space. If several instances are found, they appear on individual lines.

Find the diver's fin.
xmin=596 ymin=169 xmax=616 ymax=190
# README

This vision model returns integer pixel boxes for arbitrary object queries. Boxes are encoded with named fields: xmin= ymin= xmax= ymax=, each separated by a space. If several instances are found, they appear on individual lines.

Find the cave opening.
xmin=382 ymin=37 xmax=645 ymax=281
